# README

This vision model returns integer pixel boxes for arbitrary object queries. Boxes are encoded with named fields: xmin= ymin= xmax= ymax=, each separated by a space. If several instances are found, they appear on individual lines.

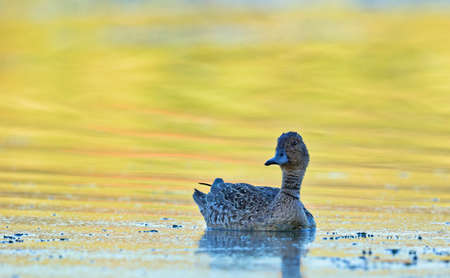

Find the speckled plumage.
xmin=193 ymin=132 xmax=315 ymax=231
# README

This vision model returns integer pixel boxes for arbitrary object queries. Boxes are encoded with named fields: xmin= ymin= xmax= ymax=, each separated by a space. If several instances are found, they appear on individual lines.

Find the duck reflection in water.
xmin=197 ymin=228 xmax=315 ymax=278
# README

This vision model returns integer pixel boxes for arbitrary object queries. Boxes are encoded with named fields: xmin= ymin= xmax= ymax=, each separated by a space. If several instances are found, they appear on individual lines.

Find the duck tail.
xmin=198 ymin=182 xmax=212 ymax=187
xmin=193 ymin=189 xmax=207 ymax=209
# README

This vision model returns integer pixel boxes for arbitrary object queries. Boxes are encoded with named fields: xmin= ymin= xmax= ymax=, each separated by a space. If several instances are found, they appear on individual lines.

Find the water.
xmin=0 ymin=1 xmax=449 ymax=277
xmin=0 ymin=198 xmax=447 ymax=277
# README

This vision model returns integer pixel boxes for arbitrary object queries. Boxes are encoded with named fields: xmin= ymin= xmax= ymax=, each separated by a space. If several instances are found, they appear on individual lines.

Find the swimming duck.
xmin=193 ymin=131 xmax=315 ymax=231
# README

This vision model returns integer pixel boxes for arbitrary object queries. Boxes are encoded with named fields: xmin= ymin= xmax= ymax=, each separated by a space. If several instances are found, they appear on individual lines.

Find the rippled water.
xmin=1 ymin=188 xmax=448 ymax=277
xmin=1 ymin=1 xmax=449 ymax=277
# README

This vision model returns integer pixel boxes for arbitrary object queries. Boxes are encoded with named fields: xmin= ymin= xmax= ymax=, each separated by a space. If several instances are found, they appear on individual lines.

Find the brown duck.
xmin=193 ymin=131 xmax=315 ymax=231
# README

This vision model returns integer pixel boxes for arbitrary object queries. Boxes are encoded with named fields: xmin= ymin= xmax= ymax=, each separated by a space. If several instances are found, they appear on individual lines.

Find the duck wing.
xmin=194 ymin=178 xmax=279 ymax=228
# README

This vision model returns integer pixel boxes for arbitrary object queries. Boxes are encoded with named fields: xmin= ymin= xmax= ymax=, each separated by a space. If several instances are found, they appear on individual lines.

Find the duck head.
xmin=264 ymin=132 xmax=309 ymax=170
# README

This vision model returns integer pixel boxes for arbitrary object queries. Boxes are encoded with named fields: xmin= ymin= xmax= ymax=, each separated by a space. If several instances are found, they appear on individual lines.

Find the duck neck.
xmin=281 ymin=168 xmax=306 ymax=198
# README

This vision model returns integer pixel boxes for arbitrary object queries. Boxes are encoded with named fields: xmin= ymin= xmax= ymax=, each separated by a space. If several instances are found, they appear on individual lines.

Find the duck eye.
xmin=291 ymin=141 xmax=297 ymax=146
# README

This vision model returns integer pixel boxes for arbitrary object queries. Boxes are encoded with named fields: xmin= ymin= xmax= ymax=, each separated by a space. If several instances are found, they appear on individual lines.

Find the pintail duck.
xmin=193 ymin=131 xmax=315 ymax=231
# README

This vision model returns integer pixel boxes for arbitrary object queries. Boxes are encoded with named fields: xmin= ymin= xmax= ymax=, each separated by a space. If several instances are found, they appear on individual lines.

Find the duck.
xmin=193 ymin=131 xmax=315 ymax=231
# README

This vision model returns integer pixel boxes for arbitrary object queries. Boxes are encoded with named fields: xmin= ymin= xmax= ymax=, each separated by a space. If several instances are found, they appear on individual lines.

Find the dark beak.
xmin=264 ymin=149 xmax=288 ymax=166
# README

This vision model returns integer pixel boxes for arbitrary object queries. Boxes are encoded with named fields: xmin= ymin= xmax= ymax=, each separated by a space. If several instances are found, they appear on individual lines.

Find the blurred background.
xmin=1 ymin=0 xmax=449 ymax=206
xmin=0 ymin=0 xmax=449 ymax=276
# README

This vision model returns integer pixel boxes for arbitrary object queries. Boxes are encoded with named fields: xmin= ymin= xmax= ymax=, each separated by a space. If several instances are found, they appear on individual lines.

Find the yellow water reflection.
xmin=0 ymin=1 xmax=449 ymax=277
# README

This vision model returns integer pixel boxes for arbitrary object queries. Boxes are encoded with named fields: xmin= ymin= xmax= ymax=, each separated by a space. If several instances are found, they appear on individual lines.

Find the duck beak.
xmin=264 ymin=149 xmax=288 ymax=166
